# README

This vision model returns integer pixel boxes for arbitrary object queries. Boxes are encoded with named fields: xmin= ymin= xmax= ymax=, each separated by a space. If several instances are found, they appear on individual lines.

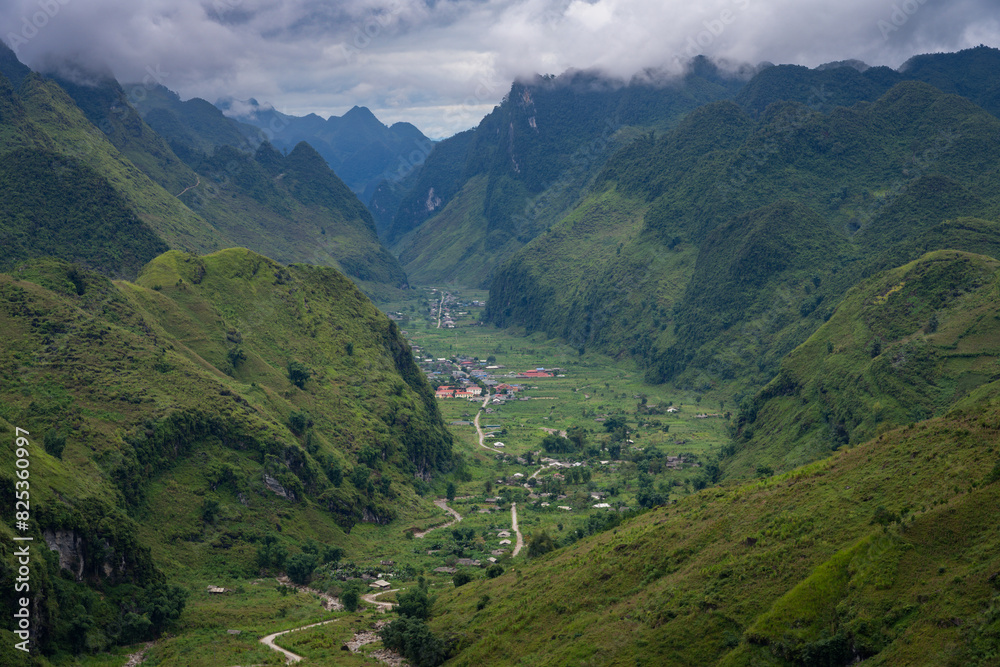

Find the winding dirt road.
xmin=511 ymin=503 xmax=524 ymax=557
xmin=435 ymin=291 xmax=445 ymax=328
xmin=474 ymin=392 xmax=496 ymax=452
xmin=361 ymin=588 xmax=400 ymax=613
xmin=260 ymin=617 xmax=342 ymax=663
xmin=413 ymin=499 xmax=462 ymax=538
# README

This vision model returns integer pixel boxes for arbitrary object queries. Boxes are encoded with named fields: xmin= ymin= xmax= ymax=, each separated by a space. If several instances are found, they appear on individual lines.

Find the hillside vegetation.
xmin=0 ymin=250 xmax=452 ymax=658
xmin=0 ymin=43 xmax=409 ymax=295
xmin=387 ymin=60 xmax=747 ymax=285
xmin=486 ymin=78 xmax=1000 ymax=401
xmin=727 ymin=250 xmax=1000 ymax=477
xmin=429 ymin=386 xmax=1000 ymax=665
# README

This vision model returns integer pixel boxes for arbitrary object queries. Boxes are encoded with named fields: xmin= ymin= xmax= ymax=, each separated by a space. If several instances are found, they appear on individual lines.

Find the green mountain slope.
xmin=485 ymin=80 xmax=1000 ymax=397
xmin=727 ymin=250 xmax=1000 ymax=477
xmin=429 ymin=390 xmax=1000 ymax=665
xmin=50 ymin=70 xmax=409 ymax=294
xmin=129 ymin=84 xmax=263 ymax=164
xmin=0 ymin=147 xmax=169 ymax=277
xmin=0 ymin=250 xmax=452 ymax=657
xmin=5 ymin=68 xmax=226 ymax=256
xmin=735 ymin=46 xmax=1000 ymax=119
xmin=0 ymin=44 xmax=409 ymax=294
xmin=388 ymin=61 xmax=747 ymax=286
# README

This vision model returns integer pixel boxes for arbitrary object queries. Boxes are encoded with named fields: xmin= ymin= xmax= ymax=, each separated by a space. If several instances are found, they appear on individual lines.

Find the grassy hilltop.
xmin=0 ymin=250 xmax=452 ymax=660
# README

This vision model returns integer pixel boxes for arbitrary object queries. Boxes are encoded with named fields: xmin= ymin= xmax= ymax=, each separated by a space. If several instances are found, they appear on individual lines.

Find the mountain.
xmin=484 ymin=75 xmax=1000 ymax=399
xmin=0 ymin=44 xmax=409 ymax=295
xmin=385 ymin=59 xmax=749 ymax=286
xmin=218 ymin=98 xmax=434 ymax=206
xmin=735 ymin=45 xmax=1000 ymax=118
xmin=429 ymin=385 xmax=1000 ymax=664
xmin=128 ymin=84 xmax=264 ymax=164
xmin=0 ymin=250 xmax=453 ymax=656
xmin=726 ymin=249 xmax=1000 ymax=477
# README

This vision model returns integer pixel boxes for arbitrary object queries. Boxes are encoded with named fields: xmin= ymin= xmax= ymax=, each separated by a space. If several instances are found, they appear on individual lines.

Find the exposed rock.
xmin=42 ymin=528 xmax=85 ymax=581
xmin=263 ymin=474 xmax=295 ymax=501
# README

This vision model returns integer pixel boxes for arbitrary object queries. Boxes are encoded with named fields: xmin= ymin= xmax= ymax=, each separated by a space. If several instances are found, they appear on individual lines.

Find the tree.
xmin=527 ymin=530 xmax=556 ymax=557
xmin=486 ymin=564 xmax=504 ymax=578
xmin=44 ymin=429 xmax=66 ymax=459
xmin=200 ymin=499 xmax=219 ymax=523
xmin=227 ymin=345 xmax=246 ymax=369
xmin=453 ymin=572 xmax=472 ymax=587
xmin=286 ymin=553 xmax=318 ymax=585
xmin=256 ymin=535 xmax=288 ymax=571
xmin=379 ymin=617 xmax=446 ymax=667
xmin=287 ymin=360 xmax=310 ymax=388
xmin=342 ymin=589 xmax=359 ymax=612
xmin=323 ymin=546 xmax=344 ymax=564
xmin=541 ymin=433 xmax=575 ymax=454
xmin=446 ymin=481 xmax=456 ymax=501
xmin=396 ymin=587 xmax=432 ymax=620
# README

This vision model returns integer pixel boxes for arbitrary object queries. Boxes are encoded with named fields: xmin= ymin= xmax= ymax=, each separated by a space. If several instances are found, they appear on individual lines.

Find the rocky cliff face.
xmin=42 ymin=528 xmax=85 ymax=581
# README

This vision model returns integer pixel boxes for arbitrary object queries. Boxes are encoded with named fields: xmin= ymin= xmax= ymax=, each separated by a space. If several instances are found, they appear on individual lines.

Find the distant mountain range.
xmin=215 ymin=97 xmax=433 ymax=230
xmin=0 ymin=41 xmax=408 ymax=297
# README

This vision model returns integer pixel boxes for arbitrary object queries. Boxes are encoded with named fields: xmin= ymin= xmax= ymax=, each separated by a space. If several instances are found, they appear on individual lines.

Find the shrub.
xmin=286 ymin=553 xmax=318 ymax=585
xmin=287 ymin=360 xmax=310 ymax=388
xmin=44 ymin=429 xmax=66 ymax=458
xmin=379 ymin=617 xmax=446 ymax=667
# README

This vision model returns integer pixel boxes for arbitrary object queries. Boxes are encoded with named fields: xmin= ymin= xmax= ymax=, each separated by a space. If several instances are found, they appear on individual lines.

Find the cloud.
xmin=1 ymin=0 xmax=997 ymax=138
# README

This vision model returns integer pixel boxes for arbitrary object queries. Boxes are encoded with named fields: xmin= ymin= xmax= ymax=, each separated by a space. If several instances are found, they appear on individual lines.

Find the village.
xmin=378 ymin=287 xmax=732 ymax=569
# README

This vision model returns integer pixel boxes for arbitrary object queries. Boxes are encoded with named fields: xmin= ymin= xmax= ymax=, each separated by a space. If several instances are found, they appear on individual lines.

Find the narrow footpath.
xmin=174 ymin=176 xmax=199 ymax=197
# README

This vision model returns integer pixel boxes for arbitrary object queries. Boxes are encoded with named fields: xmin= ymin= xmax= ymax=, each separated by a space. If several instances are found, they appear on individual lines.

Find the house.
xmin=435 ymin=386 xmax=456 ymax=399
xmin=456 ymin=558 xmax=481 ymax=567
xmin=593 ymin=503 xmax=611 ymax=509
xmin=666 ymin=406 xmax=679 ymax=413
xmin=370 ymin=580 xmax=391 ymax=589
xmin=499 ymin=539 xmax=512 ymax=545
xmin=498 ymin=530 xmax=511 ymax=538
xmin=207 ymin=586 xmax=228 ymax=594
xmin=558 ymin=506 xmax=573 ymax=511
xmin=466 ymin=386 xmax=483 ymax=396
xmin=434 ymin=567 xmax=457 ymax=574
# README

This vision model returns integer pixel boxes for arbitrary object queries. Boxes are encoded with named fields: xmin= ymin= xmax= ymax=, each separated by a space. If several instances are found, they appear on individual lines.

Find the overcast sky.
xmin=2 ymin=0 xmax=998 ymax=139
